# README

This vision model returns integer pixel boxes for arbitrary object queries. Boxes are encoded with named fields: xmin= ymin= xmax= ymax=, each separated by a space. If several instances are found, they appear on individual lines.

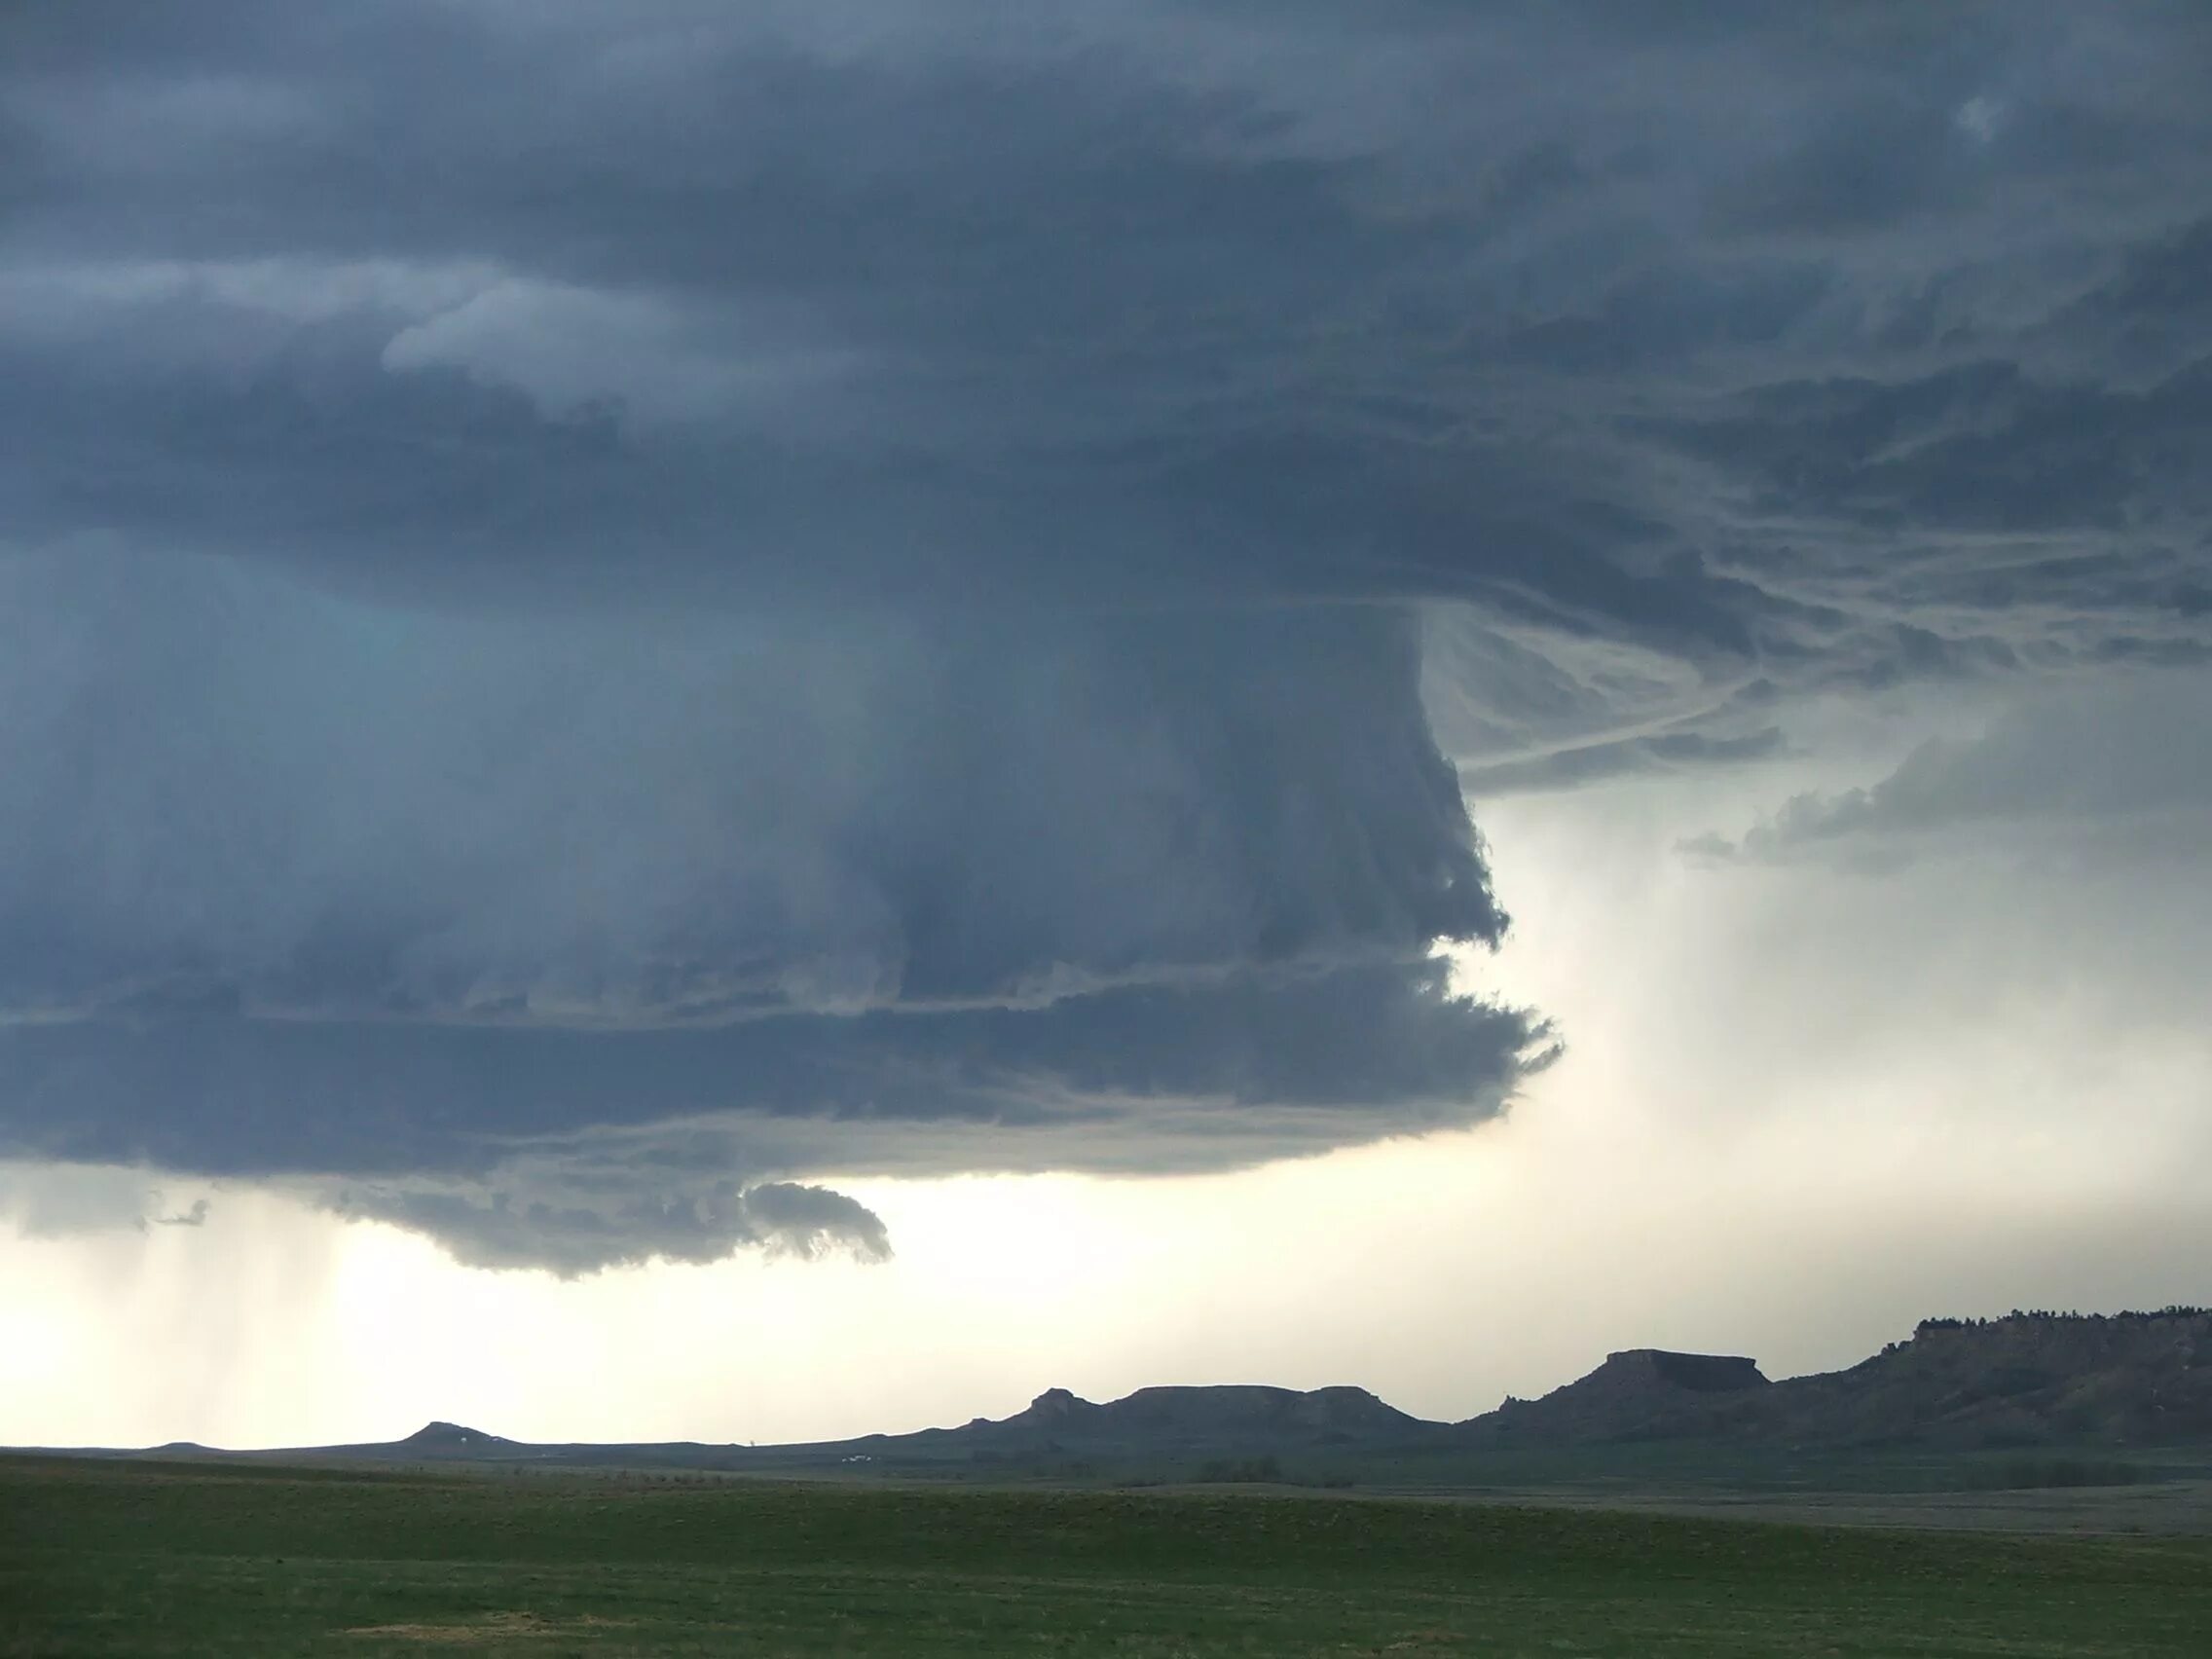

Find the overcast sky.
xmin=3 ymin=1 xmax=2208 ymax=1449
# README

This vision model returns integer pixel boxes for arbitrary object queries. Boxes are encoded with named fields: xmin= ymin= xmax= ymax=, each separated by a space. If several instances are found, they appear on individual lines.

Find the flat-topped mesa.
xmin=1468 ymin=1348 xmax=1772 ymax=1443
xmin=1523 ymin=1349 xmax=1771 ymax=1411
xmin=1602 ymin=1349 xmax=1769 ymax=1392
xmin=998 ymin=1383 xmax=1425 ymax=1448
xmin=1105 ymin=1383 xmax=1416 ymax=1434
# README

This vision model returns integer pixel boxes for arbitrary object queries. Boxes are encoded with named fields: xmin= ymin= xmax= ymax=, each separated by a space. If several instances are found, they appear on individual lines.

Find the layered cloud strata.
xmin=0 ymin=548 xmax=1539 ymax=1268
xmin=2 ymin=2 xmax=2208 ymax=1267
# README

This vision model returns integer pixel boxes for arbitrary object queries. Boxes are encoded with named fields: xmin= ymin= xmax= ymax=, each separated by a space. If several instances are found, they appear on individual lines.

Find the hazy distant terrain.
xmin=33 ymin=1311 xmax=2212 ymax=1515
xmin=1472 ymin=1309 xmax=2212 ymax=1452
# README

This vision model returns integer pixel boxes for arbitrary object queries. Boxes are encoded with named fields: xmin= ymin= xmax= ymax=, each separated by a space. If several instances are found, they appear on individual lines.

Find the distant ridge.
xmin=1756 ymin=1307 xmax=2212 ymax=1449
xmin=994 ymin=1383 xmax=1421 ymax=1448
xmin=22 ymin=1308 xmax=2208 ymax=1472
xmin=1460 ymin=1309 xmax=2212 ymax=1450
xmin=1469 ymin=1349 xmax=1770 ymax=1444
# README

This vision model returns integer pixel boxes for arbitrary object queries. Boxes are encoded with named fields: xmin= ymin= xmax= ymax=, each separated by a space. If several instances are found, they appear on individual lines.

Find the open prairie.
xmin=7 ymin=1456 xmax=2212 ymax=1658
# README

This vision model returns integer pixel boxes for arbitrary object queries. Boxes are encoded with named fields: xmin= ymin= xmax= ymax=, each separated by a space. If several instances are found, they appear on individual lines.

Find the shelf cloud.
xmin=3 ymin=2 xmax=2207 ymax=1269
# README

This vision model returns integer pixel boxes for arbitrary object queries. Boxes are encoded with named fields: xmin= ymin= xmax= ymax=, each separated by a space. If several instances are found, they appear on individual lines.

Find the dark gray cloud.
xmin=1 ymin=962 xmax=1540 ymax=1174
xmin=329 ymin=1179 xmax=888 ymax=1275
xmin=0 ymin=548 xmax=1501 ymax=1024
xmin=2 ymin=2 xmax=2208 ymax=1268
xmin=6 ymin=3 xmax=2204 ymax=644
xmin=2 ymin=956 xmax=1546 ymax=1273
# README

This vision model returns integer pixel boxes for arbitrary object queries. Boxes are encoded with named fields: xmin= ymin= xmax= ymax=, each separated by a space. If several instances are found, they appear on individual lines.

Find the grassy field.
xmin=5 ymin=1456 xmax=2212 ymax=1658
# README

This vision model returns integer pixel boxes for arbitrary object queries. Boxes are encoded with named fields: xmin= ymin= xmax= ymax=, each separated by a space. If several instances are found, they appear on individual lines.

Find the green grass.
xmin=836 ymin=1433 xmax=2212 ymax=1499
xmin=5 ymin=1456 xmax=2211 ymax=1657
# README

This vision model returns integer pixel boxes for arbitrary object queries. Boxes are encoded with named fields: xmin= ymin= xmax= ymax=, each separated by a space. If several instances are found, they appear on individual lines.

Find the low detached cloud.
xmin=2 ymin=2 xmax=2208 ymax=1268
xmin=1693 ymin=669 xmax=2212 ymax=870
xmin=328 ymin=1180 xmax=890 ymax=1276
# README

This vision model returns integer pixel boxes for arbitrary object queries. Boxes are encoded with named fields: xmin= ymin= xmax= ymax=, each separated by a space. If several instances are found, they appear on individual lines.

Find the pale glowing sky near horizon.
xmin=4 ymin=4 xmax=2210 ymax=1451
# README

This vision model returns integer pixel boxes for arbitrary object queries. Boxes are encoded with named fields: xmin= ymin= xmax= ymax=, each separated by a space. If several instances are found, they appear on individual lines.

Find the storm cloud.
xmin=3 ymin=2 xmax=2208 ymax=1268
